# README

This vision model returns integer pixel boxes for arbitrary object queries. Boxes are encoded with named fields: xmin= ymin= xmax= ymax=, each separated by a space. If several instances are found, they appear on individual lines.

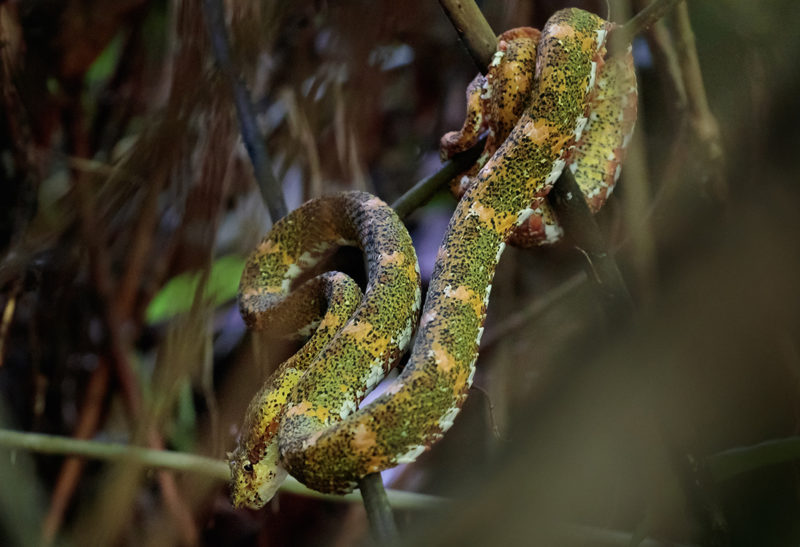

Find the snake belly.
xmin=230 ymin=8 xmax=630 ymax=507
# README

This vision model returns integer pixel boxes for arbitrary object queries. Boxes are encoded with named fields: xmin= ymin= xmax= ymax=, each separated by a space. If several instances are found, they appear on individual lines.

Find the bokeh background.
xmin=1 ymin=0 xmax=799 ymax=545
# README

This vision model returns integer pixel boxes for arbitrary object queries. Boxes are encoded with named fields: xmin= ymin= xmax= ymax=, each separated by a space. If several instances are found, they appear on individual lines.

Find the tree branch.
xmin=391 ymin=137 xmax=486 ymax=219
xmin=201 ymin=0 xmax=288 ymax=222
xmin=0 ymin=428 xmax=445 ymax=510
xmin=358 ymin=473 xmax=399 ymax=542
xmin=436 ymin=0 xmax=497 ymax=71
xmin=608 ymin=0 xmax=686 ymax=56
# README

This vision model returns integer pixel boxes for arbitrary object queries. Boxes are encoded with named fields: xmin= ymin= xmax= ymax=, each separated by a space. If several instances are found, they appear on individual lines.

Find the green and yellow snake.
xmin=229 ymin=8 xmax=638 ymax=508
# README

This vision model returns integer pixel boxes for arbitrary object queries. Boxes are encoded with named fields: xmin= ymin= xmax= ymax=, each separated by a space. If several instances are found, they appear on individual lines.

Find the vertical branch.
xmin=672 ymin=2 xmax=726 ymax=198
xmin=546 ymin=173 xmax=634 ymax=313
xmin=201 ymin=0 xmax=288 ymax=222
xmin=358 ymin=474 xmax=399 ymax=542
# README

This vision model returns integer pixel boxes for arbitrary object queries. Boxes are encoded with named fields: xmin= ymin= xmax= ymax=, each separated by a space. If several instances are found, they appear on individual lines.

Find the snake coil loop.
xmin=229 ymin=8 xmax=637 ymax=509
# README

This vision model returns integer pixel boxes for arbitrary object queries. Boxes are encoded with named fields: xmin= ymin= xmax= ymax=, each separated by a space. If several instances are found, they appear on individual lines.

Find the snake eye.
xmin=243 ymin=462 xmax=254 ymax=473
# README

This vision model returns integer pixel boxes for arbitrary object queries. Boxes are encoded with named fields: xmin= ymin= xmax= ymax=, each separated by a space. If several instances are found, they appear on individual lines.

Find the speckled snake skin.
xmin=229 ymin=8 xmax=637 ymax=509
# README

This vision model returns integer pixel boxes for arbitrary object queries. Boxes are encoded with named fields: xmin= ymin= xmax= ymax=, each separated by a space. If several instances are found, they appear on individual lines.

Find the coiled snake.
xmin=229 ymin=8 xmax=637 ymax=508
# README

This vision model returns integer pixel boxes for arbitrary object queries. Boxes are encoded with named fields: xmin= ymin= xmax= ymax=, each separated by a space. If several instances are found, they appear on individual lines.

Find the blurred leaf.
xmin=85 ymin=32 xmax=123 ymax=89
xmin=145 ymin=254 xmax=246 ymax=324
xmin=169 ymin=380 xmax=197 ymax=452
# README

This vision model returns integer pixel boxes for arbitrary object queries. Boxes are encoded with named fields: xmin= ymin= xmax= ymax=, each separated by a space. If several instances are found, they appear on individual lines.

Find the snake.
xmin=229 ymin=8 xmax=638 ymax=509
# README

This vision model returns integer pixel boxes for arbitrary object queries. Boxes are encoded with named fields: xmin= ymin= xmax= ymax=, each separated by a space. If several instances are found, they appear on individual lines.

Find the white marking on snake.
xmin=437 ymin=406 xmax=461 ymax=432
xmin=545 ymin=158 xmax=566 ymax=185
xmin=339 ymin=399 xmax=357 ymax=420
xmin=364 ymin=362 xmax=384 ymax=392
xmin=495 ymin=241 xmax=506 ymax=262
xmin=516 ymin=208 xmax=535 ymax=226
xmin=396 ymin=445 xmax=426 ymax=464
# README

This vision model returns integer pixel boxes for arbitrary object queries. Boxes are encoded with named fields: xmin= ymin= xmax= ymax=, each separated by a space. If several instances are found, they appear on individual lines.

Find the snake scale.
xmin=229 ymin=8 xmax=637 ymax=508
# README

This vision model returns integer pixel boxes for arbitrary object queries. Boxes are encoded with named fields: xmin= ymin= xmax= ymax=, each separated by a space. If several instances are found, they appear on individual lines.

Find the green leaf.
xmin=85 ymin=33 xmax=123 ymax=89
xmin=145 ymin=254 xmax=246 ymax=324
xmin=169 ymin=380 xmax=198 ymax=452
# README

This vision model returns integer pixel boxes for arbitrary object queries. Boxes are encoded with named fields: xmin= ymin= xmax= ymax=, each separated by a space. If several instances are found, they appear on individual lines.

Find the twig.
xmin=707 ymin=436 xmax=800 ymax=483
xmin=608 ymin=0 xmax=685 ymax=56
xmin=436 ymin=0 xmax=497 ymax=70
xmin=0 ymin=428 xmax=446 ymax=511
xmin=201 ymin=0 xmax=288 ymax=222
xmin=11 ymin=425 xmax=784 ymax=544
xmin=42 ymin=360 xmax=110 ymax=542
xmin=481 ymin=272 xmax=589 ymax=349
xmin=559 ymin=523 xmax=699 ymax=547
xmin=65 ymin=91 xmax=197 ymax=545
xmin=641 ymin=17 xmax=687 ymax=112
xmin=672 ymin=2 xmax=726 ymax=198
xmin=548 ymin=171 xmax=635 ymax=314
xmin=358 ymin=473 xmax=399 ymax=542
xmin=391 ymin=137 xmax=486 ymax=219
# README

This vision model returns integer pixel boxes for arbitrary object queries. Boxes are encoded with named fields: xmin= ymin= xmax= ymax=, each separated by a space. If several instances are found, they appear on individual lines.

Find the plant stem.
xmin=201 ymin=0 xmax=288 ymax=223
xmin=436 ymin=0 xmax=497 ymax=71
xmin=547 ymin=171 xmax=635 ymax=314
xmin=0 ymin=428 xmax=446 ymax=510
xmin=391 ymin=137 xmax=485 ymax=219
xmin=608 ymin=0 xmax=685 ymax=56
xmin=358 ymin=473 xmax=399 ymax=542
xmin=707 ymin=436 xmax=800 ymax=482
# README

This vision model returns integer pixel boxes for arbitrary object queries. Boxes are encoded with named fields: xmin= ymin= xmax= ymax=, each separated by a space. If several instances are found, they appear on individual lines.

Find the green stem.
xmin=0 ymin=428 xmax=445 ymax=510
xmin=706 ymin=436 xmax=800 ymax=482
xmin=391 ymin=138 xmax=485 ymax=219
xmin=436 ymin=0 xmax=497 ymax=71
xmin=608 ymin=0 xmax=685 ymax=56
xmin=358 ymin=473 xmax=399 ymax=542
xmin=201 ymin=0 xmax=288 ymax=222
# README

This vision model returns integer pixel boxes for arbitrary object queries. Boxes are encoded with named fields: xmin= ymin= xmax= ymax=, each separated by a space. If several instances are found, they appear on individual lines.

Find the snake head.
xmin=228 ymin=438 xmax=288 ymax=509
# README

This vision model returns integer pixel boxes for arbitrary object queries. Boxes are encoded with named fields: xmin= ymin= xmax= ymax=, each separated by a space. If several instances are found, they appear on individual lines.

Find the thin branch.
xmin=481 ymin=273 xmax=589 ymax=350
xmin=672 ymin=1 xmax=726 ymax=198
xmin=391 ymin=137 xmax=486 ymax=219
xmin=546 ymin=172 xmax=635 ymax=314
xmin=42 ymin=361 xmax=110 ymax=542
xmin=11 ymin=427 xmax=773 ymax=545
xmin=559 ymin=523 xmax=700 ymax=547
xmin=201 ymin=0 xmax=288 ymax=222
xmin=358 ymin=473 xmax=399 ymax=542
xmin=436 ymin=0 xmax=497 ymax=71
xmin=608 ymin=0 xmax=686 ymax=56
xmin=707 ymin=436 xmax=800 ymax=483
xmin=0 ymin=429 xmax=446 ymax=511
xmin=642 ymin=17 xmax=687 ymax=112
xmin=66 ymin=111 xmax=196 ymax=543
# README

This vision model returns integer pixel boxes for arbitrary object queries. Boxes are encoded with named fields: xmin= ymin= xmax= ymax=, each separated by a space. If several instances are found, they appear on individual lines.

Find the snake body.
xmin=441 ymin=22 xmax=637 ymax=246
xmin=229 ymin=8 xmax=637 ymax=508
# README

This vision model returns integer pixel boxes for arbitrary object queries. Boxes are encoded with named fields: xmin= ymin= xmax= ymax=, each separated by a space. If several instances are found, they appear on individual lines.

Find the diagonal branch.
xmin=201 ymin=0 xmax=288 ymax=222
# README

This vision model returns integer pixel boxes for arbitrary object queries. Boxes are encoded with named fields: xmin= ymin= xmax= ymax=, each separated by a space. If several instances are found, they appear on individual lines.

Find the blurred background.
xmin=1 ymin=0 xmax=799 ymax=545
